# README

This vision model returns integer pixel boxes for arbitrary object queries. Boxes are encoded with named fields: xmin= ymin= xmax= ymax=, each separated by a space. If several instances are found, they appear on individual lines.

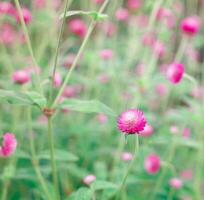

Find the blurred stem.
xmin=167 ymin=188 xmax=174 ymax=200
xmin=27 ymin=109 xmax=52 ymax=200
xmin=175 ymin=36 xmax=188 ymax=62
xmin=116 ymin=135 xmax=139 ymax=200
xmin=14 ymin=0 xmax=42 ymax=94
xmin=49 ymin=0 xmax=73 ymax=105
xmin=51 ymin=0 xmax=110 ymax=108
xmin=47 ymin=117 xmax=60 ymax=200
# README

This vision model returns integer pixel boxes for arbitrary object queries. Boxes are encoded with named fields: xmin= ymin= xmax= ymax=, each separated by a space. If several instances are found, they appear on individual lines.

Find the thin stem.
xmin=27 ymin=109 xmax=52 ymax=200
xmin=175 ymin=36 xmax=188 ymax=62
xmin=116 ymin=135 xmax=139 ymax=200
xmin=47 ymin=117 xmax=60 ymax=200
xmin=49 ymin=0 xmax=73 ymax=105
xmin=14 ymin=0 xmax=42 ymax=94
xmin=51 ymin=0 xmax=110 ymax=108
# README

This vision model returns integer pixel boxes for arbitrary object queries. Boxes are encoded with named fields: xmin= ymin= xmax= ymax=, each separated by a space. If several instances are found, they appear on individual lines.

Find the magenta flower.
xmin=180 ymin=16 xmax=201 ymax=37
xmin=140 ymin=124 xmax=154 ymax=137
xmin=0 ymin=133 xmax=17 ymax=157
xmin=169 ymin=178 xmax=183 ymax=189
xmin=96 ymin=114 xmax=108 ymax=124
xmin=127 ymin=0 xmax=141 ymax=10
xmin=0 ymin=24 xmax=16 ymax=45
xmin=144 ymin=154 xmax=161 ymax=174
xmin=93 ymin=0 xmax=105 ymax=4
xmin=117 ymin=109 xmax=146 ymax=134
xmin=68 ymin=19 xmax=87 ymax=39
xmin=121 ymin=152 xmax=133 ymax=162
xmin=16 ymin=7 xmax=32 ymax=25
xmin=0 ymin=2 xmax=16 ymax=17
xmin=115 ymin=8 xmax=129 ymax=22
xmin=12 ymin=70 xmax=31 ymax=85
xmin=53 ymin=72 xmax=62 ymax=88
xmin=83 ymin=174 xmax=96 ymax=185
xmin=166 ymin=63 xmax=184 ymax=84
xmin=100 ymin=49 xmax=113 ymax=61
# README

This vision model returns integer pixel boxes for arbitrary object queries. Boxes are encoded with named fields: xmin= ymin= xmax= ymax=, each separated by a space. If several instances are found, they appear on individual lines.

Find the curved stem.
xmin=51 ymin=0 xmax=110 ymax=108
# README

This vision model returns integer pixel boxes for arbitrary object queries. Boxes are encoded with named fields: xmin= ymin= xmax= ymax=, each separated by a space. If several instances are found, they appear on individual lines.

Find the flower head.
xmin=166 ymin=63 xmax=184 ymax=84
xmin=68 ymin=19 xmax=87 ymax=39
xmin=115 ymin=8 xmax=129 ymax=22
xmin=117 ymin=109 xmax=146 ymax=134
xmin=0 ymin=133 xmax=17 ymax=157
xmin=12 ymin=70 xmax=31 ymax=85
xmin=140 ymin=124 xmax=154 ymax=137
xmin=169 ymin=178 xmax=183 ymax=189
xmin=121 ymin=152 xmax=133 ymax=161
xmin=144 ymin=154 xmax=161 ymax=174
xmin=16 ymin=7 xmax=32 ymax=25
xmin=83 ymin=174 xmax=96 ymax=185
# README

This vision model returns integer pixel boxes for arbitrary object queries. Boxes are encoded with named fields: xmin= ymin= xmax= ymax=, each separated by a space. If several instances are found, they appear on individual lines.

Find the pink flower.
xmin=180 ymin=169 xmax=192 ymax=180
xmin=0 ymin=24 xmax=16 ymax=45
xmin=68 ymin=19 xmax=87 ymax=39
xmin=0 ymin=133 xmax=17 ymax=157
xmin=96 ymin=114 xmax=108 ymax=124
xmin=144 ymin=154 xmax=161 ymax=174
xmin=16 ymin=7 xmax=32 ymax=25
xmin=62 ymin=85 xmax=82 ymax=98
xmin=117 ymin=109 xmax=146 ymax=134
xmin=169 ymin=178 xmax=183 ymax=189
xmin=100 ymin=49 xmax=113 ymax=60
xmin=83 ymin=174 xmax=96 ymax=185
xmin=93 ymin=0 xmax=105 ymax=4
xmin=156 ymin=8 xmax=175 ymax=28
xmin=115 ymin=8 xmax=129 ymax=22
xmin=152 ymin=41 xmax=166 ymax=58
xmin=140 ymin=124 xmax=154 ymax=137
xmin=142 ymin=33 xmax=156 ymax=47
xmin=127 ymin=0 xmax=141 ymax=10
xmin=166 ymin=63 xmax=184 ymax=84
xmin=170 ymin=126 xmax=179 ymax=134
xmin=12 ymin=70 xmax=31 ymax=85
xmin=182 ymin=128 xmax=191 ymax=139
xmin=97 ymin=73 xmax=111 ymax=84
xmin=101 ymin=22 xmax=117 ymax=37
xmin=0 ymin=2 xmax=16 ymax=17
xmin=135 ymin=63 xmax=145 ymax=76
xmin=155 ymin=84 xmax=168 ymax=97
xmin=53 ymin=72 xmax=62 ymax=88
xmin=33 ymin=0 xmax=46 ymax=9
xmin=121 ymin=152 xmax=133 ymax=161
xmin=180 ymin=16 xmax=201 ymax=37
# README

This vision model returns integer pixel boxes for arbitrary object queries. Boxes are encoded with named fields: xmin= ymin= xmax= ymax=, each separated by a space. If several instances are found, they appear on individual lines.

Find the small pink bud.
xmin=121 ymin=152 xmax=133 ymax=161
xmin=100 ymin=49 xmax=113 ymax=60
xmin=180 ymin=16 xmax=201 ymax=37
xmin=155 ymin=84 xmax=168 ymax=97
xmin=83 ymin=174 xmax=96 ymax=185
xmin=12 ymin=70 xmax=30 ymax=85
xmin=0 ymin=2 xmax=16 ymax=17
xmin=53 ymin=72 xmax=62 ymax=88
xmin=127 ymin=0 xmax=141 ymax=10
xmin=93 ymin=0 xmax=105 ymax=4
xmin=166 ymin=63 xmax=184 ymax=84
xmin=16 ymin=7 xmax=32 ymax=24
xmin=169 ymin=178 xmax=183 ymax=189
xmin=0 ymin=24 xmax=16 ymax=45
xmin=96 ymin=114 xmax=108 ymax=124
xmin=0 ymin=133 xmax=17 ymax=157
xmin=145 ymin=154 xmax=160 ymax=174
xmin=63 ymin=54 xmax=76 ymax=68
xmin=182 ymin=128 xmax=191 ymax=139
xmin=153 ymin=41 xmax=165 ymax=58
xmin=115 ymin=8 xmax=129 ymax=22
xmin=170 ymin=126 xmax=179 ymax=134
xmin=117 ymin=109 xmax=146 ymax=134
xmin=68 ymin=19 xmax=87 ymax=39
xmin=180 ymin=169 xmax=192 ymax=180
xmin=140 ymin=124 xmax=154 ymax=137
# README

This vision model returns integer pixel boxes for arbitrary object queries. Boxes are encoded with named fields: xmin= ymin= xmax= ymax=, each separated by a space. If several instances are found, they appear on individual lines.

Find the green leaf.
xmin=68 ymin=187 xmax=92 ymax=200
xmin=0 ymin=90 xmax=46 ymax=109
xmin=92 ymin=180 xmax=118 ymax=191
xmin=57 ymin=99 xmax=116 ymax=116
xmin=38 ymin=149 xmax=78 ymax=162
xmin=59 ymin=10 xmax=108 ymax=21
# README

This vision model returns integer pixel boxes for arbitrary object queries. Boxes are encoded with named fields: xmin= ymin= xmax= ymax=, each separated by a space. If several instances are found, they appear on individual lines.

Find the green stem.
xmin=175 ymin=36 xmax=188 ymax=62
xmin=27 ymin=109 xmax=52 ymax=200
xmin=47 ymin=117 xmax=60 ymax=200
xmin=116 ymin=135 xmax=139 ymax=200
xmin=51 ymin=0 xmax=110 ymax=108
xmin=14 ymin=0 xmax=43 ymax=94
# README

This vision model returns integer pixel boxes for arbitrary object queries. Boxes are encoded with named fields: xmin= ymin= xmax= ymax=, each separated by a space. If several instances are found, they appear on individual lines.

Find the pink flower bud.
xmin=83 ymin=174 xmax=96 ymax=185
xmin=180 ymin=16 xmax=201 ymax=37
xmin=180 ymin=169 xmax=192 ymax=180
xmin=68 ymin=19 xmax=87 ymax=39
xmin=135 ymin=63 xmax=145 ymax=76
xmin=117 ymin=109 xmax=146 ymax=134
xmin=0 ymin=2 xmax=16 ymax=17
xmin=96 ymin=114 xmax=108 ymax=124
xmin=100 ymin=49 xmax=113 ymax=60
xmin=145 ymin=154 xmax=160 ymax=174
xmin=152 ymin=41 xmax=166 ymax=58
xmin=0 ymin=24 xmax=16 ymax=45
xmin=156 ymin=8 xmax=175 ymax=28
xmin=53 ymin=72 xmax=62 ymax=88
xmin=140 ymin=124 xmax=154 ymax=137
xmin=170 ymin=126 xmax=179 ymax=134
xmin=93 ymin=0 xmax=105 ymax=4
xmin=166 ymin=63 xmax=184 ymax=84
xmin=169 ymin=178 xmax=183 ymax=189
xmin=121 ymin=152 xmax=133 ymax=161
xmin=142 ymin=33 xmax=156 ymax=47
xmin=33 ymin=0 xmax=46 ymax=9
xmin=182 ymin=128 xmax=191 ymax=139
xmin=127 ymin=0 xmax=141 ymax=10
xmin=155 ymin=84 xmax=168 ymax=97
xmin=12 ymin=70 xmax=31 ymax=85
xmin=97 ymin=73 xmax=111 ymax=84
xmin=16 ymin=7 xmax=32 ymax=25
xmin=115 ymin=8 xmax=129 ymax=22
xmin=101 ymin=22 xmax=117 ymax=37
xmin=0 ymin=133 xmax=17 ymax=157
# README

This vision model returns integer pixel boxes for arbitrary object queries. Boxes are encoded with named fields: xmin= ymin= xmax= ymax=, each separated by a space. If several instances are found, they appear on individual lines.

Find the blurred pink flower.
xmin=166 ymin=63 xmax=184 ymax=84
xmin=117 ymin=109 xmax=146 ymax=134
xmin=169 ymin=178 xmax=183 ymax=189
xmin=100 ymin=49 xmax=113 ymax=60
xmin=142 ymin=32 xmax=156 ymax=47
xmin=101 ymin=22 xmax=117 ymax=37
xmin=144 ymin=154 xmax=160 ymax=174
xmin=0 ymin=133 xmax=17 ymax=157
xmin=182 ymin=128 xmax=191 ymax=139
xmin=68 ymin=19 xmax=87 ymax=39
xmin=180 ymin=169 xmax=193 ymax=180
xmin=83 ymin=174 xmax=96 ymax=185
xmin=97 ymin=73 xmax=111 ymax=84
xmin=140 ymin=124 xmax=154 ymax=137
xmin=135 ymin=63 xmax=145 ymax=76
xmin=0 ymin=24 xmax=16 ymax=45
xmin=121 ymin=152 xmax=133 ymax=161
xmin=115 ymin=8 xmax=129 ymax=22
xmin=155 ymin=84 xmax=168 ymax=97
xmin=127 ymin=0 xmax=141 ymax=10
xmin=180 ymin=16 xmax=201 ymax=37
xmin=63 ymin=54 xmax=77 ymax=68
xmin=16 ymin=7 xmax=32 ymax=25
xmin=152 ymin=40 xmax=165 ymax=58
xmin=170 ymin=126 xmax=179 ymax=134
xmin=96 ymin=114 xmax=108 ymax=124
xmin=12 ymin=70 xmax=31 ymax=85
xmin=53 ymin=72 xmax=62 ymax=88
xmin=93 ymin=0 xmax=105 ymax=4
xmin=0 ymin=2 xmax=16 ymax=17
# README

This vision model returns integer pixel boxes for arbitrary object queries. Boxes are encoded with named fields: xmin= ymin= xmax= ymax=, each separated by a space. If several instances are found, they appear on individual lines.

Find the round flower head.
xmin=94 ymin=0 xmax=105 ymax=4
xmin=0 ymin=24 xmax=16 ymax=45
xmin=144 ymin=154 xmax=160 ymax=174
xmin=127 ymin=0 xmax=141 ymax=10
xmin=0 ymin=2 xmax=16 ymax=17
xmin=83 ymin=174 xmax=96 ymax=185
xmin=117 ymin=109 xmax=146 ymax=134
xmin=169 ymin=178 xmax=183 ymax=189
xmin=68 ymin=19 xmax=87 ymax=39
xmin=0 ymin=133 xmax=17 ymax=157
xmin=166 ymin=63 xmax=184 ymax=84
xmin=53 ymin=72 xmax=62 ymax=88
xmin=115 ymin=8 xmax=129 ymax=22
xmin=140 ymin=124 xmax=154 ymax=137
xmin=100 ymin=49 xmax=113 ymax=60
xmin=121 ymin=152 xmax=133 ymax=161
xmin=12 ymin=70 xmax=31 ymax=85
xmin=180 ymin=16 xmax=201 ymax=37
xmin=16 ymin=7 xmax=32 ymax=24
xmin=96 ymin=114 xmax=108 ymax=124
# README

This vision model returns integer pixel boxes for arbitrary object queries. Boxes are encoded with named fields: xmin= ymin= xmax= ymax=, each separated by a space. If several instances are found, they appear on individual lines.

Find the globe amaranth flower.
xmin=169 ymin=178 xmax=183 ymax=189
xmin=117 ymin=109 xmax=146 ymax=134
xmin=144 ymin=154 xmax=161 ymax=174
xmin=83 ymin=174 xmax=96 ymax=185
xmin=0 ymin=133 xmax=17 ymax=157
xmin=166 ymin=63 xmax=184 ymax=84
